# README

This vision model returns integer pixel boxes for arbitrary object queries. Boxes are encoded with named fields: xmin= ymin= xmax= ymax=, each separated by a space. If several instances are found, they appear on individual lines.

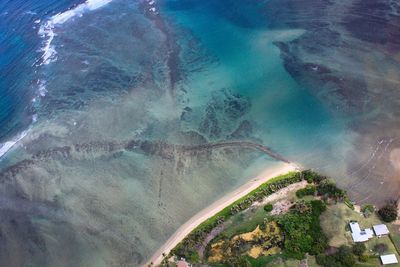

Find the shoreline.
xmin=144 ymin=162 xmax=299 ymax=266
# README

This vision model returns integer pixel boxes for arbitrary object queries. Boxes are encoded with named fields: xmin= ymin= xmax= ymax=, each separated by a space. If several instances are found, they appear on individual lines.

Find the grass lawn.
xmin=320 ymin=203 xmax=383 ymax=247
xmin=357 ymin=256 xmax=400 ymax=267
xmin=364 ymin=236 xmax=400 ymax=267
xmin=222 ymin=206 xmax=268 ymax=238
xmin=263 ymin=255 xmax=321 ymax=267
xmin=388 ymin=224 xmax=400 ymax=253
xmin=320 ymin=203 xmax=400 ymax=267
xmin=222 ymin=186 xmax=300 ymax=239
xmin=264 ymin=257 xmax=301 ymax=267
xmin=320 ymin=203 xmax=359 ymax=247
xmin=246 ymin=255 xmax=283 ymax=267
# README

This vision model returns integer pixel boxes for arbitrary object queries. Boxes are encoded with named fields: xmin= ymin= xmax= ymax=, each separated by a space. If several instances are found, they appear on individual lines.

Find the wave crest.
xmin=38 ymin=0 xmax=113 ymax=65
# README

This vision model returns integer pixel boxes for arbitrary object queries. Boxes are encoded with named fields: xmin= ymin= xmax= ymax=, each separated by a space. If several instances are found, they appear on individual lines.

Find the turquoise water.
xmin=0 ymin=0 xmax=399 ymax=266
xmin=163 ymin=1 xmax=350 ymax=171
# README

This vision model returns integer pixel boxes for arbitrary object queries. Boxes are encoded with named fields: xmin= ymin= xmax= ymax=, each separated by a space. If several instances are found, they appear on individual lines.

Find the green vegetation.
xmin=361 ymin=204 xmax=374 ymax=217
xmin=223 ymin=208 xmax=266 ymax=238
xmin=344 ymin=199 xmax=354 ymax=210
xmin=302 ymin=169 xmax=326 ymax=184
xmin=320 ymin=202 xmax=384 ymax=248
xmin=207 ymin=221 xmax=283 ymax=264
xmin=169 ymin=170 xmax=400 ymax=267
xmin=318 ymin=200 xmax=400 ymax=267
xmin=171 ymin=171 xmax=302 ymax=262
xmin=316 ymin=179 xmax=346 ymax=201
xmin=316 ymin=245 xmax=356 ymax=267
xmin=388 ymin=225 xmax=400 ymax=260
xmin=278 ymin=200 xmax=328 ymax=259
xmin=264 ymin=204 xmax=273 ymax=212
xmin=378 ymin=201 xmax=398 ymax=222
xmin=295 ymin=185 xmax=316 ymax=198
xmin=352 ymin=243 xmax=366 ymax=256
xmin=229 ymin=172 xmax=303 ymax=215
xmin=373 ymin=243 xmax=388 ymax=253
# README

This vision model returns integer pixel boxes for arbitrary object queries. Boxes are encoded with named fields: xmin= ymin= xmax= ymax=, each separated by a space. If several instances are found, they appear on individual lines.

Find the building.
xmin=373 ymin=224 xmax=390 ymax=236
xmin=349 ymin=222 xmax=361 ymax=233
xmin=349 ymin=222 xmax=374 ymax=242
xmin=380 ymin=254 xmax=398 ymax=265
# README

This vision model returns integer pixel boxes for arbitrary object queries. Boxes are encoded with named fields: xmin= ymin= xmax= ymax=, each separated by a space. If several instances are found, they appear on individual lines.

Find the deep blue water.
xmin=0 ymin=0 xmax=82 ymax=142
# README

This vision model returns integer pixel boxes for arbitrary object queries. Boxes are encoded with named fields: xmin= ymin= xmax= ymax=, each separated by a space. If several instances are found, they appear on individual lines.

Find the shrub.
xmin=352 ymin=243 xmax=366 ymax=256
xmin=278 ymin=200 xmax=328 ymax=259
xmin=359 ymin=254 xmax=369 ymax=262
xmin=311 ymin=199 xmax=327 ymax=214
xmin=316 ymin=245 xmax=356 ymax=267
xmin=296 ymin=186 xmax=316 ymax=198
xmin=264 ymin=204 xmax=273 ymax=212
xmin=373 ymin=243 xmax=388 ymax=254
xmin=361 ymin=204 xmax=374 ymax=217
xmin=316 ymin=180 xmax=345 ymax=200
xmin=344 ymin=199 xmax=354 ymax=210
xmin=378 ymin=201 xmax=398 ymax=222
xmin=361 ymin=204 xmax=374 ymax=214
xmin=302 ymin=170 xmax=325 ymax=184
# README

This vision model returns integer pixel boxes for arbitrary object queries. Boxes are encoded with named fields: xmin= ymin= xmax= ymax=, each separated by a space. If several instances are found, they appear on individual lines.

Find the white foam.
xmin=38 ymin=0 xmax=113 ymax=65
xmin=25 ymin=11 xmax=37 ymax=15
xmin=37 ymin=80 xmax=48 ymax=97
xmin=32 ymin=114 xmax=38 ymax=123
xmin=0 ymin=0 xmax=114 ymax=159
xmin=0 ymin=131 xmax=28 ymax=159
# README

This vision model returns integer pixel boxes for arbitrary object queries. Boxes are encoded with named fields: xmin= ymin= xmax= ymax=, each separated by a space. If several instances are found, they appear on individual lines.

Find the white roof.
xmin=349 ymin=222 xmax=361 ymax=233
xmin=381 ymin=254 xmax=398 ymax=265
xmin=373 ymin=224 xmax=390 ymax=235
xmin=352 ymin=228 xmax=374 ymax=242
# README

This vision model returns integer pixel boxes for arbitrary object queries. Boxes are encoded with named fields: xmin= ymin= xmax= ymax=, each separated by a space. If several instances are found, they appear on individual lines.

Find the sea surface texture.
xmin=0 ymin=0 xmax=400 ymax=266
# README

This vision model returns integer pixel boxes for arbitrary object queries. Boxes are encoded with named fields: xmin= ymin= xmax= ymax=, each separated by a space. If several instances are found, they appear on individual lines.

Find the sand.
xmin=144 ymin=162 xmax=298 ymax=266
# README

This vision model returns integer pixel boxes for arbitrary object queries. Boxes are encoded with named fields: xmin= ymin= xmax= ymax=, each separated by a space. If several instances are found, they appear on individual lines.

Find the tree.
xmin=359 ymin=254 xmax=369 ymax=262
xmin=361 ymin=204 xmax=374 ymax=217
xmin=264 ymin=204 xmax=273 ymax=212
xmin=373 ymin=243 xmax=388 ymax=254
xmin=301 ymin=170 xmax=325 ymax=184
xmin=337 ymin=246 xmax=356 ymax=267
xmin=316 ymin=246 xmax=356 ymax=267
xmin=278 ymin=200 xmax=328 ymax=259
xmin=352 ymin=243 xmax=366 ymax=256
xmin=378 ymin=201 xmax=398 ymax=222
xmin=316 ymin=180 xmax=345 ymax=200
xmin=296 ymin=186 xmax=316 ymax=198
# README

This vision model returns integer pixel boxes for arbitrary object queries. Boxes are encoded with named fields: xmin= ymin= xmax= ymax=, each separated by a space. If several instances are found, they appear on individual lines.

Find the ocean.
xmin=1 ymin=0 xmax=400 ymax=266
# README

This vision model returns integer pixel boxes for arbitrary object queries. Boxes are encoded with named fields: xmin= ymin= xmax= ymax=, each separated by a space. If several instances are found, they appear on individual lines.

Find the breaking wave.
xmin=38 ymin=0 xmax=113 ymax=65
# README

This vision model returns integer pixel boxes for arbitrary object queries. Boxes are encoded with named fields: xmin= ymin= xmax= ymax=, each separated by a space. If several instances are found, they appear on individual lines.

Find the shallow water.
xmin=0 ymin=0 xmax=400 ymax=266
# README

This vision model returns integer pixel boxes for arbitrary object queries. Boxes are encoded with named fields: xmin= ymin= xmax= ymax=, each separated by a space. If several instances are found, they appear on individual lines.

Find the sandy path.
xmin=144 ymin=162 xmax=298 ymax=266
xmin=256 ymin=180 xmax=308 ymax=206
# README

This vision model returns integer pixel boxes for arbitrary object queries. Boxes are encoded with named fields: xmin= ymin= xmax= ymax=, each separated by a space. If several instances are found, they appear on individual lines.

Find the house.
xmin=373 ymin=224 xmax=390 ymax=236
xmin=349 ymin=222 xmax=361 ymax=233
xmin=349 ymin=222 xmax=374 ymax=242
xmin=380 ymin=254 xmax=398 ymax=265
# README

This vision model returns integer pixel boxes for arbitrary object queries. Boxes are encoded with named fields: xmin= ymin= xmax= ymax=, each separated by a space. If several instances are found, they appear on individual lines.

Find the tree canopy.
xmin=378 ymin=202 xmax=398 ymax=222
